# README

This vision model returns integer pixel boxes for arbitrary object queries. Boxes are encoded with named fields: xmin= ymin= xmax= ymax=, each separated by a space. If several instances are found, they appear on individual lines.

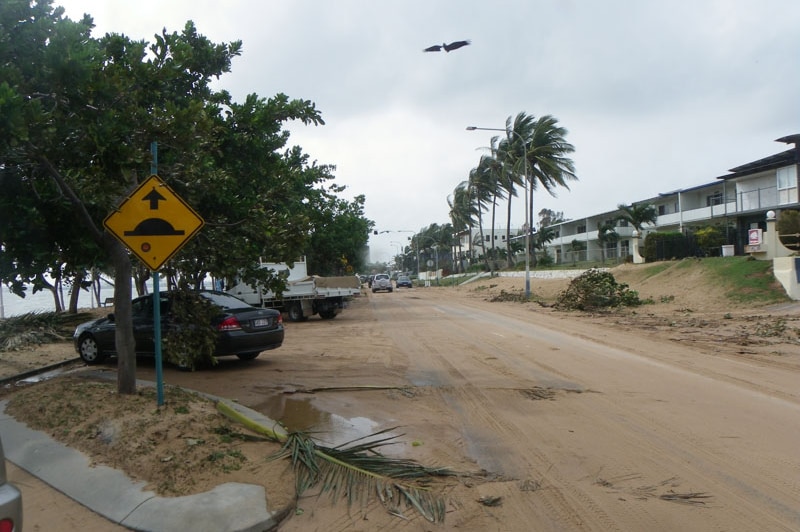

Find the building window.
xmin=576 ymin=224 xmax=586 ymax=233
xmin=706 ymin=191 xmax=723 ymax=206
xmin=777 ymin=166 xmax=798 ymax=205
xmin=658 ymin=204 xmax=666 ymax=215
xmin=618 ymin=219 xmax=628 ymax=227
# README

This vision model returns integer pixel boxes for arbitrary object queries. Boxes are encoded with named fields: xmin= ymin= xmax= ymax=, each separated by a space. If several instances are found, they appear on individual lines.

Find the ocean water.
xmin=0 ymin=283 xmax=117 ymax=318
xmin=0 ymin=277 xmax=214 ymax=318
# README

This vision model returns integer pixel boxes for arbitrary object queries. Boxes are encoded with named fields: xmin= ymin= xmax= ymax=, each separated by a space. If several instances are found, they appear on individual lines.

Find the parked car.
xmin=73 ymin=291 xmax=284 ymax=365
xmin=371 ymin=273 xmax=393 ymax=293
xmin=396 ymin=275 xmax=413 ymax=288
xmin=0 ymin=436 xmax=22 ymax=532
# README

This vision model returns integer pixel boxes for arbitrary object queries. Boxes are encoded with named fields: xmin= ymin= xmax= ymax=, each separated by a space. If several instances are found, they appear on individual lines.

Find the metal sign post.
xmin=103 ymin=141 xmax=204 ymax=406
xmin=151 ymin=143 xmax=164 ymax=406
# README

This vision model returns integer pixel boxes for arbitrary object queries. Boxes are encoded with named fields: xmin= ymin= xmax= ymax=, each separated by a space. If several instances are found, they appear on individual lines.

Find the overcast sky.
xmin=57 ymin=0 xmax=800 ymax=264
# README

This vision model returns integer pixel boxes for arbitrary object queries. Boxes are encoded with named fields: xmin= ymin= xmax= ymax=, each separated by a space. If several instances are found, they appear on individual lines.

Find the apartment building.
xmin=543 ymin=134 xmax=800 ymax=264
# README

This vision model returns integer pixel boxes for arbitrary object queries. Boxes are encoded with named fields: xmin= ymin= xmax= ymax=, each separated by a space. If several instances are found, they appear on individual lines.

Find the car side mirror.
xmin=107 ymin=313 xmax=115 ymax=322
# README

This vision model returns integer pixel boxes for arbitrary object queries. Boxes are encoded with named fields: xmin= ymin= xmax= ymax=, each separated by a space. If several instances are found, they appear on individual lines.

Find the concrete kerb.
xmin=0 ymin=373 xmax=290 ymax=532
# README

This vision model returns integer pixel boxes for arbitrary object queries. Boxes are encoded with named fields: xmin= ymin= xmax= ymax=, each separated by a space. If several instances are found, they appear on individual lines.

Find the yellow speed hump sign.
xmin=104 ymin=175 xmax=204 ymax=271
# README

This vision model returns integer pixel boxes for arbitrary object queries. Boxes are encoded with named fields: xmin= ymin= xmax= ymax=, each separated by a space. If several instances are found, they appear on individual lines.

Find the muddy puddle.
xmin=254 ymin=393 xmax=387 ymax=448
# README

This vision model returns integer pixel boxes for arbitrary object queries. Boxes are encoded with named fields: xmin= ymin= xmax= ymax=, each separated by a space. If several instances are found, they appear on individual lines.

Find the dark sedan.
xmin=73 ymin=291 xmax=284 ymax=365
xmin=396 ymin=275 xmax=413 ymax=288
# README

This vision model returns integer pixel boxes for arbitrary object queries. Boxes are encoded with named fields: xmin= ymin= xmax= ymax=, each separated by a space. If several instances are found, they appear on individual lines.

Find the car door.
xmin=131 ymin=295 xmax=173 ymax=355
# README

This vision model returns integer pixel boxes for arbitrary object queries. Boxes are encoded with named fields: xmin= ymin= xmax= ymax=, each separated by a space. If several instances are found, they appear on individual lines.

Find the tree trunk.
xmin=108 ymin=237 xmax=137 ymax=394
xmin=67 ymin=273 xmax=82 ymax=313
xmin=478 ymin=214 xmax=489 ymax=272
xmin=490 ymin=194 xmax=497 ymax=274
xmin=528 ymin=179 xmax=534 ymax=269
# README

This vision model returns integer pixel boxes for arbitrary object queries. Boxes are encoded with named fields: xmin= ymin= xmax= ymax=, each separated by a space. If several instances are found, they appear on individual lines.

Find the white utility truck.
xmin=226 ymin=259 xmax=361 ymax=321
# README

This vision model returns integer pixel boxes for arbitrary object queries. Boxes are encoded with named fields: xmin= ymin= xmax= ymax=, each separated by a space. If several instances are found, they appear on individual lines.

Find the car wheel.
xmin=372 ymin=288 xmax=377 ymax=293
xmin=78 ymin=334 xmax=107 ymax=364
xmin=236 ymin=352 xmax=260 ymax=361
xmin=319 ymin=309 xmax=337 ymax=319
xmin=287 ymin=302 xmax=307 ymax=322
xmin=388 ymin=288 xmax=393 ymax=292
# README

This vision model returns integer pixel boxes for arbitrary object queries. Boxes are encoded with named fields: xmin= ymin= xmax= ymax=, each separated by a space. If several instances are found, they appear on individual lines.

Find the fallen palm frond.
xmin=0 ymin=310 xmax=95 ymax=351
xmin=659 ymin=491 xmax=712 ymax=505
xmin=217 ymin=400 xmax=454 ymax=523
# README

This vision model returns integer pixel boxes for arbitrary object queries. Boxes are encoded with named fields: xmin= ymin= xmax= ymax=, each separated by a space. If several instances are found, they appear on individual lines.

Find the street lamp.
xmin=466 ymin=125 xmax=531 ymax=298
xmin=412 ymin=234 xmax=442 ymax=287
xmin=431 ymin=245 xmax=440 ymax=285
xmin=390 ymin=241 xmax=404 ymax=272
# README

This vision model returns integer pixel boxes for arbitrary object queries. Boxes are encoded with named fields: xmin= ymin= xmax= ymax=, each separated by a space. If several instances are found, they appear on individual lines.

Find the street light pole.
xmin=466 ymin=125 xmax=531 ymax=298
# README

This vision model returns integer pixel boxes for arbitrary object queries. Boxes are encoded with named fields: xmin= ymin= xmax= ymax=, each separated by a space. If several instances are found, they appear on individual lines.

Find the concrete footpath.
xmin=0 ymin=392 xmax=288 ymax=532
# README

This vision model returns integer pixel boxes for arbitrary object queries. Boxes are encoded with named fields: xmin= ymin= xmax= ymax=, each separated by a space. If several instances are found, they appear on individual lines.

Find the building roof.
xmin=716 ymin=134 xmax=799 ymax=181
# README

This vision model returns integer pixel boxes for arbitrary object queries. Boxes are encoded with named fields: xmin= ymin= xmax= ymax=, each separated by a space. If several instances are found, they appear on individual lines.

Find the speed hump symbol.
xmin=104 ymin=175 xmax=204 ymax=271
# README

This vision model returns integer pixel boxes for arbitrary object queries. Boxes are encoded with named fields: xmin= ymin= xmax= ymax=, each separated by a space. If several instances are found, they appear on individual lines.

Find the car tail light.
xmin=277 ymin=313 xmax=283 ymax=325
xmin=217 ymin=316 xmax=242 ymax=331
xmin=0 ymin=519 xmax=15 ymax=532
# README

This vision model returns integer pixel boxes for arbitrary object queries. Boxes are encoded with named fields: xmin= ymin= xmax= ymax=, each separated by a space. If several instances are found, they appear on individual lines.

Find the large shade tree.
xmin=0 ymin=1 xmax=370 ymax=393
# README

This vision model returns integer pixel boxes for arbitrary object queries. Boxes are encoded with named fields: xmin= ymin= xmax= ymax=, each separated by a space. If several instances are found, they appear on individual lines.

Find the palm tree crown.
xmin=618 ymin=203 xmax=658 ymax=233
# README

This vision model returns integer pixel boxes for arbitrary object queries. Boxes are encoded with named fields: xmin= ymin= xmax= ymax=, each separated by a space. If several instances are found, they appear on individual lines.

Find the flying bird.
xmin=423 ymin=40 xmax=471 ymax=53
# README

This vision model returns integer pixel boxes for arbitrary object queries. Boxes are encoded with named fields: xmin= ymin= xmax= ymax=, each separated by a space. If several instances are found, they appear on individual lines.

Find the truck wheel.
xmin=287 ymin=302 xmax=307 ymax=322
xmin=319 ymin=309 xmax=337 ymax=319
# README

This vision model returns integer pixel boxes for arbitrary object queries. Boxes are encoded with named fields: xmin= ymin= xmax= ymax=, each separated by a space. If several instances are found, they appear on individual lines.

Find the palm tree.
xmin=449 ymin=182 xmax=479 ymax=270
xmin=506 ymin=113 xmax=577 ymax=266
xmin=474 ymin=153 xmax=504 ymax=273
xmin=618 ymin=202 xmax=658 ymax=233
xmin=597 ymin=219 xmax=620 ymax=263
xmin=482 ymin=138 xmax=505 ymax=270
xmin=466 ymin=159 xmax=495 ymax=272
xmin=494 ymin=136 xmax=523 ymax=268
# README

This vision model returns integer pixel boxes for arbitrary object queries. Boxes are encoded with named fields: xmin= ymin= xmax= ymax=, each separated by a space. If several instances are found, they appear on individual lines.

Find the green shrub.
xmin=163 ymin=290 xmax=219 ymax=370
xmin=537 ymin=250 xmax=555 ymax=267
xmin=555 ymin=269 xmax=643 ymax=310
xmin=643 ymin=231 xmax=689 ymax=262
xmin=694 ymin=226 xmax=726 ymax=256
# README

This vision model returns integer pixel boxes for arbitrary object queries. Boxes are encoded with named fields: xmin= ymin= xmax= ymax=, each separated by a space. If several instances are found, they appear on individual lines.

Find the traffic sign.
xmin=104 ymin=175 xmax=204 ymax=271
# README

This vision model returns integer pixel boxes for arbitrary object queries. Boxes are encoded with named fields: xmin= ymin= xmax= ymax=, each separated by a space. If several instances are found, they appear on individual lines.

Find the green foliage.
xmin=537 ymin=250 xmax=555 ymax=267
xmin=0 ymin=2 xmax=372 ymax=389
xmin=555 ymin=269 xmax=643 ymax=310
xmin=617 ymin=203 xmax=657 ymax=232
xmin=693 ymin=226 xmax=726 ymax=256
xmin=162 ymin=291 xmax=219 ymax=370
xmin=304 ymin=191 xmax=372 ymax=275
xmin=776 ymin=210 xmax=800 ymax=250
xmin=643 ymin=232 xmax=690 ymax=262
xmin=538 ymin=208 xmax=566 ymax=227
xmin=569 ymin=239 xmax=586 ymax=251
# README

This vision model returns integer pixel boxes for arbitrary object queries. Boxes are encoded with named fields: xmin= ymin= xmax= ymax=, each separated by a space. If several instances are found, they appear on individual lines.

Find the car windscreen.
xmin=199 ymin=291 xmax=253 ymax=310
